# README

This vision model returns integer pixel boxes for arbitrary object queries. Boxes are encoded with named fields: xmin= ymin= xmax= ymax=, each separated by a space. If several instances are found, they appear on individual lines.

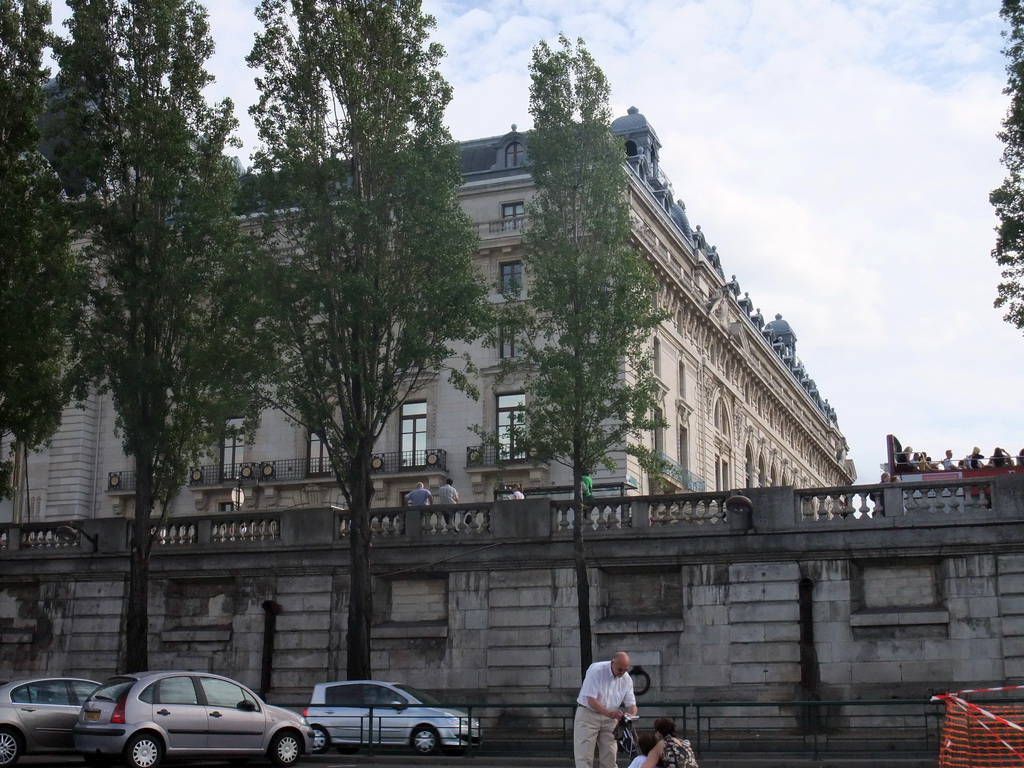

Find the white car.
xmin=302 ymin=680 xmax=481 ymax=755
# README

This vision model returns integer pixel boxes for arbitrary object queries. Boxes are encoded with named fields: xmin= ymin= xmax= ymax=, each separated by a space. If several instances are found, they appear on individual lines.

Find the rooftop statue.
xmin=726 ymin=274 xmax=740 ymax=298
xmin=738 ymin=292 xmax=754 ymax=316
xmin=752 ymin=307 xmax=764 ymax=330
xmin=693 ymin=224 xmax=706 ymax=250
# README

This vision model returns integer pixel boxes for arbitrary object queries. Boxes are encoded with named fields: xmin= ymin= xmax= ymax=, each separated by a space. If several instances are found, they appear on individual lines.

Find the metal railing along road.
xmin=348 ymin=699 xmax=945 ymax=760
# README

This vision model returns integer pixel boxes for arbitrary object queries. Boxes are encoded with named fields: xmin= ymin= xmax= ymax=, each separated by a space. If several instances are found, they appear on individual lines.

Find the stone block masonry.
xmin=4 ymin=477 xmax=1024 ymax=706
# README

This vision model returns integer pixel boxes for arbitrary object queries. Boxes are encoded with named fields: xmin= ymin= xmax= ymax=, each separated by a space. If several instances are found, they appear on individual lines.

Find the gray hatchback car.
xmin=73 ymin=671 xmax=313 ymax=768
xmin=302 ymin=680 xmax=481 ymax=755
xmin=0 ymin=677 xmax=100 ymax=766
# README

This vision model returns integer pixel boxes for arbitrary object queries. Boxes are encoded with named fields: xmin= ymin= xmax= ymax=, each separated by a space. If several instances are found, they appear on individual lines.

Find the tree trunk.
xmin=345 ymin=448 xmax=374 ymax=680
xmin=574 ymin=517 xmax=593 ymax=677
xmin=573 ymin=464 xmax=593 ymax=678
xmin=124 ymin=458 xmax=153 ymax=673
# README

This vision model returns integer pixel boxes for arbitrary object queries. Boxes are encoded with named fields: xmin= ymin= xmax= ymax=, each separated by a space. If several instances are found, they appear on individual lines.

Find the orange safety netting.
xmin=936 ymin=688 xmax=1024 ymax=767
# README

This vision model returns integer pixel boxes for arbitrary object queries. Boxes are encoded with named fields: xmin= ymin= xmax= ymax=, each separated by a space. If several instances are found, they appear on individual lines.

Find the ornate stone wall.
xmin=1 ymin=477 xmax=1018 ymax=706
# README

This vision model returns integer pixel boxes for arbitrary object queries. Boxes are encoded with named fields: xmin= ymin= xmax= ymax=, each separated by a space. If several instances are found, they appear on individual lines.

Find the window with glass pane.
xmin=500 ymin=260 xmax=523 ymax=294
xmin=308 ymin=432 xmax=329 ymax=475
xmin=221 ymin=418 xmax=244 ymax=479
xmin=401 ymin=402 xmax=427 ymax=465
xmin=501 ymin=202 xmax=524 ymax=231
xmin=504 ymin=142 xmax=524 ymax=168
xmin=497 ymin=393 xmax=526 ymax=459
xmin=653 ymin=407 xmax=664 ymax=453
xmin=499 ymin=327 xmax=519 ymax=359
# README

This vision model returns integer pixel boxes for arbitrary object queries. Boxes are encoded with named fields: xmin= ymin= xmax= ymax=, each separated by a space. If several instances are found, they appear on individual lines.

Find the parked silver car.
xmin=302 ymin=680 xmax=481 ymax=755
xmin=0 ymin=677 xmax=100 ymax=766
xmin=73 ymin=671 xmax=313 ymax=768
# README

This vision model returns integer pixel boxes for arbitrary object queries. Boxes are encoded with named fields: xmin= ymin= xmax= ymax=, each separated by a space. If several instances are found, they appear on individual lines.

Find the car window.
xmin=394 ymin=685 xmax=440 ymax=706
xmin=10 ymin=685 xmax=31 ymax=704
xmin=364 ymin=685 xmax=403 ymax=708
xmin=12 ymin=680 xmax=71 ymax=705
xmin=156 ymin=676 xmax=199 ymax=705
xmin=89 ymin=678 xmax=136 ymax=703
xmin=70 ymin=681 xmax=100 ymax=705
xmin=36 ymin=680 xmax=71 ymax=705
xmin=199 ymin=677 xmax=258 ymax=709
xmin=324 ymin=684 xmax=363 ymax=707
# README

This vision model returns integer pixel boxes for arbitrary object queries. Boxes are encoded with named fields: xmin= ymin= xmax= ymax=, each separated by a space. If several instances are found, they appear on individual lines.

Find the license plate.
xmin=85 ymin=711 xmax=100 ymax=721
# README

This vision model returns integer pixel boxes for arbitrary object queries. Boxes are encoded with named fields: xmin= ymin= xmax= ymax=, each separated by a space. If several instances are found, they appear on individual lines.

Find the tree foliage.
xmin=0 ymin=0 xmax=81 ymax=501
xmin=247 ymin=0 xmax=488 ymax=679
xmin=993 ymin=0 xmax=1024 ymax=328
xmin=519 ymin=35 xmax=667 ymax=674
xmin=52 ymin=0 xmax=264 ymax=672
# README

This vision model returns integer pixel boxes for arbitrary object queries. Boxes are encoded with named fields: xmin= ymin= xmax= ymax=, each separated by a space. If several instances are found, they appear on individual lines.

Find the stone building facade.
xmin=1 ymin=107 xmax=853 ymax=525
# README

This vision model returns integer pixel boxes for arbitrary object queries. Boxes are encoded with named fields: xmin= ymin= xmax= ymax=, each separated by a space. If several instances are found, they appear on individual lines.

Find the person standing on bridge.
xmin=574 ymin=651 xmax=637 ymax=768
xmin=405 ymin=482 xmax=432 ymax=506
xmin=438 ymin=478 xmax=459 ymax=504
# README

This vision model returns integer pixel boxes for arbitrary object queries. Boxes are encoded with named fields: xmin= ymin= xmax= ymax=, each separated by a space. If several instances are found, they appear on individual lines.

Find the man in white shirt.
xmin=438 ymin=478 xmax=459 ymax=504
xmin=940 ymin=450 xmax=955 ymax=471
xmin=574 ymin=651 xmax=637 ymax=768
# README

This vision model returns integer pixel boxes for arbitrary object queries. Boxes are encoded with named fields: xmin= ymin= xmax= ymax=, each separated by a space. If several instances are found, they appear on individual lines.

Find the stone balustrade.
xmin=4 ymin=475 xmax=1024 ymax=707
xmin=6 ymin=474 xmax=1022 ymax=554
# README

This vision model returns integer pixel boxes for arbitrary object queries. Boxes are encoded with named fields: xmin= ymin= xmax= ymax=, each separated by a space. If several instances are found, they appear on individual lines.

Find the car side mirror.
xmin=389 ymin=699 xmax=406 ymax=711
xmin=238 ymin=699 xmax=257 ymax=711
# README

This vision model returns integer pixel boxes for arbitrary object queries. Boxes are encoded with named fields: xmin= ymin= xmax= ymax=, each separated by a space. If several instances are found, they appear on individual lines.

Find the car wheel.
xmin=411 ymin=726 xmax=440 ymax=755
xmin=268 ymin=731 xmax=301 ymax=767
xmin=310 ymin=724 xmax=330 ymax=755
xmin=0 ymin=727 xmax=23 ymax=767
xmin=124 ymin=733 xmax=163 ymax=768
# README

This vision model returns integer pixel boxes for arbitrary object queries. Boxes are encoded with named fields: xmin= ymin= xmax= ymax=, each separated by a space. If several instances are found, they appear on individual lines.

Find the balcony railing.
xmin=465 ymin=444 xmax=535 ymax=468
xmin=370 ymin=449 xmax=447 ymax=473
xmin=479 ymin=217 xmax=528 ymax=237
xmin=657 ymin=451 xmax=707 ymax=492
xmin=107 ymin=457 xmax=334 ymax=492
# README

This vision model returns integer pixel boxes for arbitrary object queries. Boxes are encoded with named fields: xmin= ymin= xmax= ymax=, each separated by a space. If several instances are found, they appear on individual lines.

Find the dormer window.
xmin=505 ymin=141 xmax=524 ymax=168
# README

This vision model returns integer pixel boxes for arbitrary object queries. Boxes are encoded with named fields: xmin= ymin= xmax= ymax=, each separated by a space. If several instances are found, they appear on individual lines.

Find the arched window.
xmin=505 ymin=141 xmax=524 ymax=168
xmin=714 ymin=399 xmax=730 ymax=438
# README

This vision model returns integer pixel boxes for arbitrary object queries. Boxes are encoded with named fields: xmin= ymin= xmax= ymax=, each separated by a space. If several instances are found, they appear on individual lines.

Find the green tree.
xmin=520 ymin=36 xmax=667 ymax=675
xmin=0 ymin=0 xmax=81 ymax=506
xmin=52 ymin=0 xmax=264 ymax=672
xmin=993 ymin=0 xmax=1024 ymax=327
xmin=247 ymin=0 xmax=487 ymax=679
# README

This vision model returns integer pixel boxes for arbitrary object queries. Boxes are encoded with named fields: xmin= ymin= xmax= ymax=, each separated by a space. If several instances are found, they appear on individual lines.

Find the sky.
xmin=47 ymin=0 xmax=1022 ymax=485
